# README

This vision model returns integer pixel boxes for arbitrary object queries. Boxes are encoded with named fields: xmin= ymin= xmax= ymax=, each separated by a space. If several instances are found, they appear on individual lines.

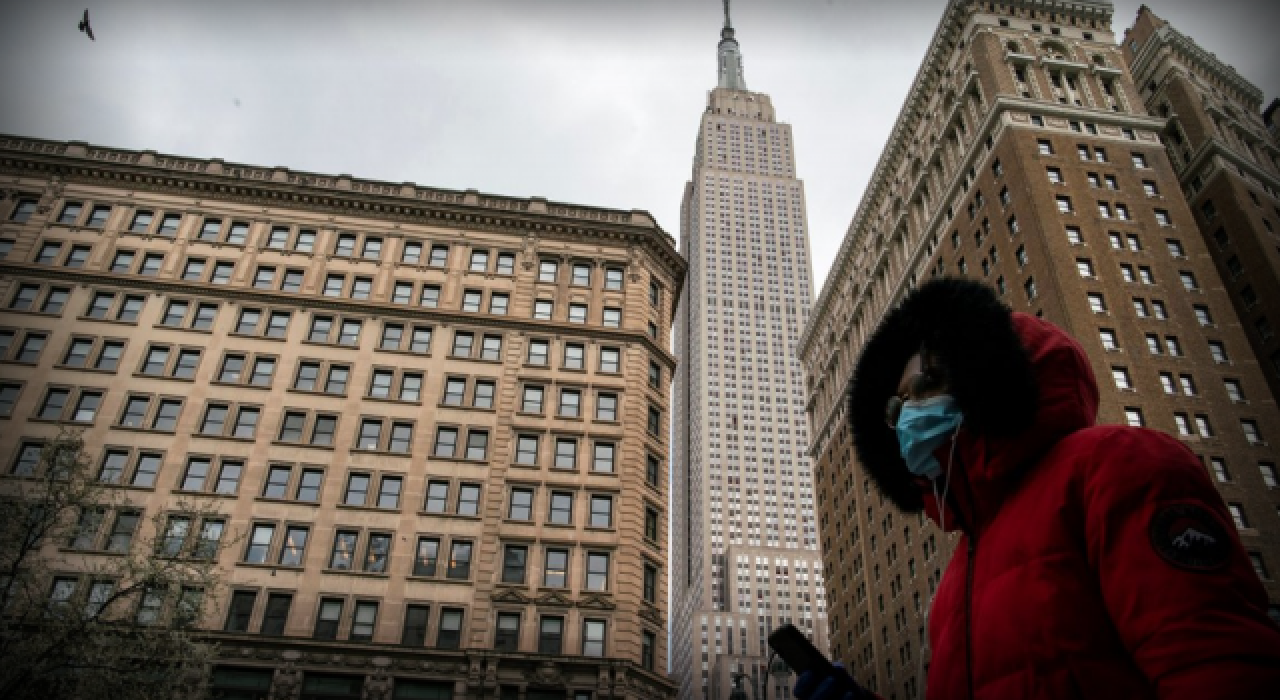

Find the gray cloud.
xmin=1 ymin=0 xmax=1276 ymax=292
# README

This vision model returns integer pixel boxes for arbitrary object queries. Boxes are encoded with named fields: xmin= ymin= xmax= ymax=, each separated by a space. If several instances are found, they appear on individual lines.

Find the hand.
xmin=793 ymin=663 xmax=865 ymax=700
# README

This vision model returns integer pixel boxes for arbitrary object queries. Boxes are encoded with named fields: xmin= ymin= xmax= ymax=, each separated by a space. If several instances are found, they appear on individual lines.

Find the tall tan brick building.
xmin=1123 ymin=5 xmax=1280 ymax=405
xmin=796 ymin=2 xmax=1280 ymax=698
xmin=0 ymin=135 xmax=684 ymax=700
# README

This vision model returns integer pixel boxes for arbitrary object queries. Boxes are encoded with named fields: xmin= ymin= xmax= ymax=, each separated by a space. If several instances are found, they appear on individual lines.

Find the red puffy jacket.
xmin=919 ymin=313 xmax=1280 ymax=699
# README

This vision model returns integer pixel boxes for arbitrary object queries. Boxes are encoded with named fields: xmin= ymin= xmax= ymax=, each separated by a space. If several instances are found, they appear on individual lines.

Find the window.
xmin=596 ymin=393 xmax=618 ymax=421
xmin=1241 ymin=420 xmax=1263 ymax=445
xmin=465 ymin=430 xmax=489 ymax=460
xmin=1209 ymin=341 xmax=1229 ymax=364
xmin=1152 ymin=300 xmax=1167 ymax=319
xmin=314 ymin=599 xmax=343 ymax=639
xmin=461 ymin=290 xmax=481 ymax=312
xmin=1087 ymin=293 xmax=1106 ymax=314
xmin=605 ymin=267 xmax=623 ymax=290
xmin=585 ymin=552 xmax=609 ymax=591
xmin=568 ymin=303 xmax=587 ymax=324
xmin=515 ymin=435 xmax=539 ymax=465
xmin=1259 ymin=463 xmax=1277 ymax=489
xmin=420 ymin=285 xmax=441 ymax=308
xmin=86 ymin=205 xmax=111 ymax=228
xmin=447 ymin=540 xmax=473 ymax=579
xmin=494 ymin=612 xmax=521 ymax=651
xmin=582 ymin=619 xmax=606 ymax=656
xmin=571 ymin=263 xmax=591 ymax=286
xmin=1228 ymin=503 xmax=1249 ymax=530
xmin=538 ymin=259 xmax=558 ymax=282
xmin=648 ymin=406 xmax=662 ymax=435
xmin=473 ymin=380 xmax=495 ymax=408
xmin=589 ymin=495 xmax=613 ymax=528
xmin=554 ymin=439 xmax=577 ymax=470
xmin=1179 ymin=271 xmax=1198 ymax=291
xmin=480 ymin=335 xmax=502 ymax=361
xmin=643 ymin=563 xmax=658 ymax=603
xmin=559 ymin=389 xmax=581 ymax=418
xmin=1195 ymin=414 xmax=1213 ymax=438
xmin=1154 ymin=209 xmax=1171 ymax=226
xmin=1046 ymin=167 xmax=1063 ymax=184
xmin=642 ymin=630 xmax=655 ymax=670
xmin=646 ymin=454 xmax=661 ymax=486
xmin=1124 ymin=407 xmax=1144 ymax=427
xmin=1249 ymin=553 xmax=1270 ymax=580
xmin=451 ymin=331 xmax=474 ymax=357
xmin=437 ymin=609 xmax=463 ymax=649
xmin=509 ymin=488 xmax=534 ymax=520
xmin=457 ymin=484 xmax=484 ymax=516
xmin=224 ymin=591 xmax=257 ymax=632
xmin=539 ymin=616 xmax=564 ymax=654
xmin=1224 ymin=379 xmax=1244 ymax=402
xmin=489 ymin=293 xmax=509 ymax=315
xmin=549 ymin=492 xmax=573 ymax=524
xmin=244 ymin=523 xmax=276 ymax=564
xmin=260 ymin=593 xmax=293 ymax=636
xmin=279 ymin=526 xmax=309 ymax=567
xmin=1159 ymin=372 xmax=1176 ymax=395
xmin=544 ymin=549 xmax=568 ymax=587
xmin=1037 ymin=140 xmax=1053 ymax=156
xmin=593 ymin=442 xmax=615 ymax=472
xmin=502 ymin=545 xmax=528 ymax=584
xmin=496 ymin=252 xmax=516 ymax=275
xmin=1166 ymin=336 xmax=1183 ymax=356
xmin=1076 ymin=259 xmax=1095 ymax=277
xmin=1111 ymin=367 xmax=1132 ymax=390
xmin=603 ymin=307 xmax=622 ymax=328
xmin=564 ymin=343 xmax=585 ymax=369
xmin=523 ymin=339 xmax=551 ymax=367
xmin=522 ymin=385 xmax=544 ymax=414
xmin=433 ymin=427 xmax=458 ymax=457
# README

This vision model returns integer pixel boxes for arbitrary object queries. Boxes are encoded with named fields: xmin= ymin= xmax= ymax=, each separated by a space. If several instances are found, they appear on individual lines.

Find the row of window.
xmin=17 ymin=199 xmax=660 ymax=292
xmin=4 ymin=288 xmax=668 ymax=389
xmin=1120 ymin=407 xmax=1266 ymax=444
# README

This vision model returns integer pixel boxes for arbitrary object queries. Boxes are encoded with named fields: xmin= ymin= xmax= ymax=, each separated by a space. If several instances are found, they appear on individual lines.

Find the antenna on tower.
xmin=723 ymin=0 xmax=732 ymax=29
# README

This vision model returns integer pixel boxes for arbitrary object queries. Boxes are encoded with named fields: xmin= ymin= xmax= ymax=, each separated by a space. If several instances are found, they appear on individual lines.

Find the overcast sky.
xmin=1 ymin=0 xmax=1276 ymax=293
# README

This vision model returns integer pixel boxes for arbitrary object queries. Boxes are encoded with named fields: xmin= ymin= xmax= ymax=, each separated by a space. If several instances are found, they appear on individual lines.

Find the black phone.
xmin=767 ymin=624 xmax=860 ymax=693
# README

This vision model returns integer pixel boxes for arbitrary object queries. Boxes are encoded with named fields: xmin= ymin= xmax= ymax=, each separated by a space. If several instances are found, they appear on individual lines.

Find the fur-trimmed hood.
xmin=848 ymin=277 xmax=1099 ymax=520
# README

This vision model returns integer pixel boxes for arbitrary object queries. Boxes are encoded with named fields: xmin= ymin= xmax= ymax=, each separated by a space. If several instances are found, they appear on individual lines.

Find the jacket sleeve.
xmin=1081 ymin=427 xmax=1280 ymax=698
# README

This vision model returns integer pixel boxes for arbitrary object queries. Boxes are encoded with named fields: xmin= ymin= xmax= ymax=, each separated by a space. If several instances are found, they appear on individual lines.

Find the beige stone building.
xmin=1124 ymin=6 xmax=1280 ymax=405
xmin=796 ymin=2 xmax=1280 ymax=698
xmin=0 ymin=135 xmax=684 ymax=700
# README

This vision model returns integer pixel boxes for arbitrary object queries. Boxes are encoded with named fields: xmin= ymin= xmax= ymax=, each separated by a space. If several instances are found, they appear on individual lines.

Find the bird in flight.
xmin=78 ymin=9 xmax=94 ymax=41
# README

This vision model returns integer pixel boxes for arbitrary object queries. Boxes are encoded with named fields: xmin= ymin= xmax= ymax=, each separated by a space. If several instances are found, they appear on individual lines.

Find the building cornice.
xmin=0 ymin=262 xmax=680 ymax=371
xmin=0 ymin=134 xmax=687 ymax=300
xmin=1176 ymin=134 xmax=1280 ymax=199
xmin=1129 ymin=25 xmax=1264 ymax=109
xmin=799 ymin=0 xmax=1114 ymax=356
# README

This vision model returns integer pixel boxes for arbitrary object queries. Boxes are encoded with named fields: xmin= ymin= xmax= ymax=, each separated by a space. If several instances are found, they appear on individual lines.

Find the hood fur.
xmin=848 ymin=277 xmax=1038 ymax=512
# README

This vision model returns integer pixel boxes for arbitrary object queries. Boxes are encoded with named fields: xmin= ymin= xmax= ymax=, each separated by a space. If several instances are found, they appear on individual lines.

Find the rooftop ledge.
xmin=0 ymin=133 xmax=669 ymax=241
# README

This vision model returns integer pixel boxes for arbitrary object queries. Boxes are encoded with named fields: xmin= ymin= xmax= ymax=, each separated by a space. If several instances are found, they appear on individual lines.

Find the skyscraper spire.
xmin=717 ymin=0 xmax=747 ymax=90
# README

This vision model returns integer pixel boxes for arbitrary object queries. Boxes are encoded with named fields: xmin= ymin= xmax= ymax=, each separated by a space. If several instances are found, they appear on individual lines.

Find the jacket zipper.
xmin=965 ymin=535 xmax=977 ymax=700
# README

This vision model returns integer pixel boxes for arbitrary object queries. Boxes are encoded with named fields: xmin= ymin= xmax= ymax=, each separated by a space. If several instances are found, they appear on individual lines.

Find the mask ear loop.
xmin=916 ymin=420 xmax=962 ymax=699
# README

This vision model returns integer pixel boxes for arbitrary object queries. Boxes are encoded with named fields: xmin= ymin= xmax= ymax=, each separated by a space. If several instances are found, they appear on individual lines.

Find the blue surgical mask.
xmin=896 ymin=394 xmax=964 ymax=480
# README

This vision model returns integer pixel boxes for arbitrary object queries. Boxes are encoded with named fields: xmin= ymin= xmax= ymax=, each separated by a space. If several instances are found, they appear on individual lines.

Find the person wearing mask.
xmin=794 ymin=277 xmax=1280 ymax=699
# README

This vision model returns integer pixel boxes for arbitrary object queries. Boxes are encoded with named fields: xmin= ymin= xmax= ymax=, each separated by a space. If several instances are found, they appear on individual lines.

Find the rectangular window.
xmin=589 ymin=495 xmax=613 ymax=528
xmin=502 ymin=545 xmax=528 ymax=584
xmin=586 ymin=552 xmax=609 ymax=591
xmin=314 ymin=599 xmax=343 ymax=639
xmin=224 ymin=591 xmax=257 ymax=632
xmin=447 ymin=541 xmax=473 ymax=579
xmin=433 ymin=427 xmax=459 ymax=457
xmin=413 ymin=538 xmax=440 ymax=577
xmin=402 ymin=605 xmax=430 ymax=646
xmin=244 ymin=523 xmax=276 ymax=564
xmin=279 ymin=526 xmax=309 ymax=567
xmin=437 ymin=609 xmax=463 ymax=649
xmin=458 ymin=484 xmax=481 ymax=515
xmin=539 ymin=616 xmax=564 ymax=654
xmin=582 ymin=619 xmax=606 ymax=656
xmin=424 ymin=481 xmax=449 ymax=513
xmin=365 ymin=534 xmax=391 ymax=572
xmin=544 ymin=548 xmax=569 ymax=587
xmin=429 ymin=245 xmax=449 ymax=268
xmin=261 ymin=593 xmax=293 ymax=636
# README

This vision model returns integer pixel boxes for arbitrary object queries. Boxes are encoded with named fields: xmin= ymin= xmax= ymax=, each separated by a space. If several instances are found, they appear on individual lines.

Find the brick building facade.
xmin=796 ymin=2 xmax=1280 ymax=699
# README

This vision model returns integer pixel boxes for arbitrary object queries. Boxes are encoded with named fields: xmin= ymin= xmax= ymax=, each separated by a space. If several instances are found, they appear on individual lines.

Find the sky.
xmin=1 ymin=0 xmax=1277 ymax=295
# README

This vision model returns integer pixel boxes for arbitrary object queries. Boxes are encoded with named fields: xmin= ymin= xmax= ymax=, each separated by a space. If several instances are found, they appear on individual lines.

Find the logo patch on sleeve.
xmin=1149 ymin=503 xmax=1230 ymax=571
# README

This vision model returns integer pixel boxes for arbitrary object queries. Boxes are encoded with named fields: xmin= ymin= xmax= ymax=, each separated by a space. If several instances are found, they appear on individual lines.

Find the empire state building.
xmin=671 ymin=4 xmax=828 ymax=698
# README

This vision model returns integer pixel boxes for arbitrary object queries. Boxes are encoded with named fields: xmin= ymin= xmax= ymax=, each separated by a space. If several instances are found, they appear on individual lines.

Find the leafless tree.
xmin=0 ymin=430 xmax=236 ymax=700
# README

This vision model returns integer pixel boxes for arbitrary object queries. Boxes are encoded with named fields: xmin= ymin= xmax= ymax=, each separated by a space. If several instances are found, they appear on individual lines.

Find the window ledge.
xmin=321 ymin=569 xmax=391 ymax=579
xmin=375 ymin=348 xmax=434 ymax=360
xmin=428 ymin=455 xmax=489 ymax=466
xmin=154 ymin=325 xmax=214 ymax=335
xmin=270 ymin=440 xmax=335 ymax=451
xmin=286 ymin=388 xmax=347 ymax=399
xmin=113 ymin=425 xmax=177 ymax=435
xmin=350 ymin=448 xmax=413 ymax=458
xmin=192 ymin=433 xmax=257 ymax=443
xmin=76 ymin=315 xmax=141 ymax=327
xmin=416 ymin=511 xmax=482 ymax=521
xmin=254 ymin=497 xmax=320 ymax=507
xmin=228 ymin=331 xmax=287 ymax=343
xmin=209 ymin=380 xmax=271 ymax=390
xmin=172 ymin=488 xmax=237 ymax=499
xmin=337 ymin=503 xmax=402 ymax=514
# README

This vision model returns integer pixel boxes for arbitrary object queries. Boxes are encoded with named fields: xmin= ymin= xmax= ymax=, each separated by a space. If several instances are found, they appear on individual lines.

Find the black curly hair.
xmin=847 ymin=277 xmax=1038 ymax=512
